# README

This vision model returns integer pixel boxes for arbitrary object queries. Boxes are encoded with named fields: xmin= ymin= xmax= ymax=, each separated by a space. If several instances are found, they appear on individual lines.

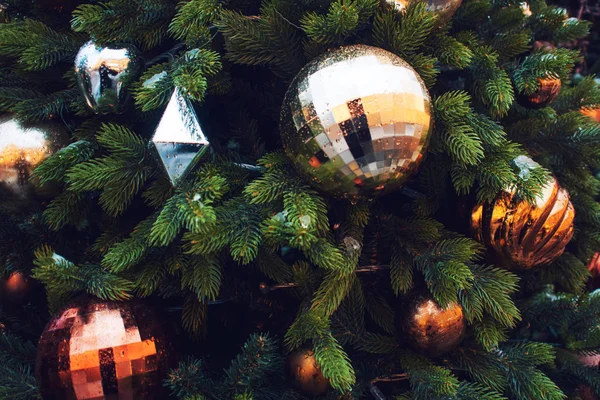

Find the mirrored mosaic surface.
xmin=281 ymin=45 xmax=433 ymax=198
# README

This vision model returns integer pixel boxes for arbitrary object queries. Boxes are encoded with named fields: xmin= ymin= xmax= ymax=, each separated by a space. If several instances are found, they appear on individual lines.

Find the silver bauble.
xmin=280 ymin=45 xmax=433 ymax=199
xmin=384 ymin=0 xmax=462 ymax=22
xmin=0 ymin=116 xmax=68 ymax=202
xmin=74 ymin=40 xmax=141 ymax=114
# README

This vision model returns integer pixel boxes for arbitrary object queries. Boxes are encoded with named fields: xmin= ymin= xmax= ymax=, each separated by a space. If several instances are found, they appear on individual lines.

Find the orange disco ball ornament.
xmin=471 ymin=157 xmax=575 ymax=269
xmin=36 ymin=298 xmax=175 ymax=400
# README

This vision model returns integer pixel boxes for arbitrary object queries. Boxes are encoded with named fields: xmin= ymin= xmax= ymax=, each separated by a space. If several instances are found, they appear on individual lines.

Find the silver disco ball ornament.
xmin=384 ymin=0 xmax=462 ymax=23
xmin=280 ymin=45 xmax=433 ymax=199
xmin=74 ymin=40 xmax=141 ymax=114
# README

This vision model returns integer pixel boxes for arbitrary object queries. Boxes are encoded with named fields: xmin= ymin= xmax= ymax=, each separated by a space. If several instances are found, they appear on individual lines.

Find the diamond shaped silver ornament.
xmin=151 ymin=88 xmax=210 ymax=186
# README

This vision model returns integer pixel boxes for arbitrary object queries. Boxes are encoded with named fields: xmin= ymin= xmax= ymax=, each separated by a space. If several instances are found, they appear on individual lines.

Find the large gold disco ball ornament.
xmin=280 ymin=45 xmax=433 ymax=199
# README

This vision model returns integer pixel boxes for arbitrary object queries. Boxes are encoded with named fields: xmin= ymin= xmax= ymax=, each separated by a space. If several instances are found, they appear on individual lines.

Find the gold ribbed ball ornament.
xmin=471 ymin=156 xmax=575 ymax=269
xmin=0 ymin=116 xmax=68 ymax=201
xmin=398 ymin=294 xmax=465 ymax=357
xmin=383 ymin=0 xmax=462 ymax=22
xmin=518 ymin=76 xmax=562 ymax=109
xmin=280 ymin=45 xmax=433 ymax=199
xmin=287 ymin=347 xmax=331 ymax=396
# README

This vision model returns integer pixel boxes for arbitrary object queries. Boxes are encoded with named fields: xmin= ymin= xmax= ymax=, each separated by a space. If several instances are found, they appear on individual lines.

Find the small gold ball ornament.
xmin=383 ymin=0 xmax=462 ymax=23
xmin=287 ymin=347 xmax=331 ymax=396
xmin=398 ymin=294 xmax=465 ymax=357
xmin=471 ymin=156 xmax=575 ymax=269
xmin=280 ymin=45 xmax=433 ymax=199
xmin=0 ymin=116 xmax=68 ymax=200
xmin=518 ymin=76 xmax=562 ymax=109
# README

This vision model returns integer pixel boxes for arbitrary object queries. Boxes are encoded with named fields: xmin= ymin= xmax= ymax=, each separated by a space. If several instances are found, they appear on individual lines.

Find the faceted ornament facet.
xmin=151 ymin=88 xmax=210 ymax=186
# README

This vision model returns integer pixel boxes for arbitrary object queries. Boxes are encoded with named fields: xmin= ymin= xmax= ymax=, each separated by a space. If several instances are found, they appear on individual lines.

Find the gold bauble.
xmin=0 ymin=116 xmax=68 ymax=199
xmin=471 ymin=158 xmax=575 ymax=269
xmin=36 ymin=298 xmax=175 ymax=399
xmin=287 ymin=347 xmax=331 ymax=396
xmin=280 ymin=45 xmax=433 ymax=199
xmin=398 ymin=294 xmax=465 ymax=357
xmin=383 ymin=0 xmax=462 ymax=22
xmin=518 ymin=77 xmax=562 ymax=109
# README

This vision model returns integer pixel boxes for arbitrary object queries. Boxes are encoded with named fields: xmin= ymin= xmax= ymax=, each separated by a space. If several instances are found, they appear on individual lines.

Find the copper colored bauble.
xmin=587 ymin=253 xmax=600 ymax=290
xmin=577 ymin=351 xmax=600 ymax=369
xmin=576 ymin=385 xmax=598 ymax=400
xmin=0 ymin=116 xmax=68 ymax=200
xmin=287 ymin=347 xmax=331 ymax=396
xmin=0 ymin=271 xmax=34 ymax=304
xmin=471 ymin=160 xmax=575 ymax=269
xmin=280 ymin=45 xmax=433 ymax=199
xmin=398 ymin=294 xmax=465 ymax=357
xmin=518 ymin=77 xmax=562 ymax=109
xmin=36 ymin=298 xmax=174 ymax=400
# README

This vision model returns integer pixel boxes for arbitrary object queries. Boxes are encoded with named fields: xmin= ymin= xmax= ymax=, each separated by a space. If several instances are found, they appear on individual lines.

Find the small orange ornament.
xmin=0 ymin=272 xmax=33 ymax=303
xmin=582 ymin=107 xmax=600 ymax=123
xmin=471 ymin=164 xmax=575 ymax=269
xmin=287 ymin=347 xmax=331 ymax=396
xmin=587 ymin=252 xmax=600 ymax=290
xmin=398 ymin=294 xmax=465 ymax=357
xmin=518 ymin=77 xmax=562 ymax=109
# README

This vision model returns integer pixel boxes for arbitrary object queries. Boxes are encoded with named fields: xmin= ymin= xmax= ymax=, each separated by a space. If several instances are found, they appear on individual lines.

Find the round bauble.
xmin=287 ymin=347 xmax=331 ymax=396
xmin=471 ymin=157 xmax=574 ymax=269
xmin=74 ymin=40 xmax=141 ymax=114
xmin=517 ymin=77 xmax=561 ymax=109
xmin=0 ymin=116 xmax=68 ymax=201
xmin=36 ymin=298 xmax=175 ymax=399
xmin=587 ymin=253 xmax=600 ymax=290
xmin=582 ymin=107 xmax=600 ymax=123
xmin=398 ymin=294 xmax=465 ymax=357
xmin=383 ymin=0 xmax=462 ymax=22
xmin=0 ymin=271 xmax=34 ymax=304
xmin=520 ymin=1 xmax=532 ymax=17
xmin=280 ymin=45 xmax=433 ymax=199
xmin=577 ymin=352 xmax=600 ymax=369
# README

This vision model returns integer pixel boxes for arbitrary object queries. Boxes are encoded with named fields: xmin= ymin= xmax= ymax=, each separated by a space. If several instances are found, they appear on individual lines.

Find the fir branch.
xmin=223 ymin=334 xmax=282 ymax=392
xmin=314 ymin=333 xmax=356 ymax=392
xmin=459 ymin=264 xmax=521 ymax=329
xmin=32 ymin=140 xmax=96 ymax=186
xmin=181 ymin=255 xmax=222 ymax=302
xmin=165 ymin=358 xmax=210 ymax=400
xmin=43 ymin=191 xmax=86 ymax=231
xmin=182 ymin=294 xmax=208 ymax=338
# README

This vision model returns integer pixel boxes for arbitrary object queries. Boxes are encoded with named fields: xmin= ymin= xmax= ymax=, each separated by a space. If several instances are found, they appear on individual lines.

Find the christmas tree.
xmin=0 ymin=0 xmax=599 ymax=399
